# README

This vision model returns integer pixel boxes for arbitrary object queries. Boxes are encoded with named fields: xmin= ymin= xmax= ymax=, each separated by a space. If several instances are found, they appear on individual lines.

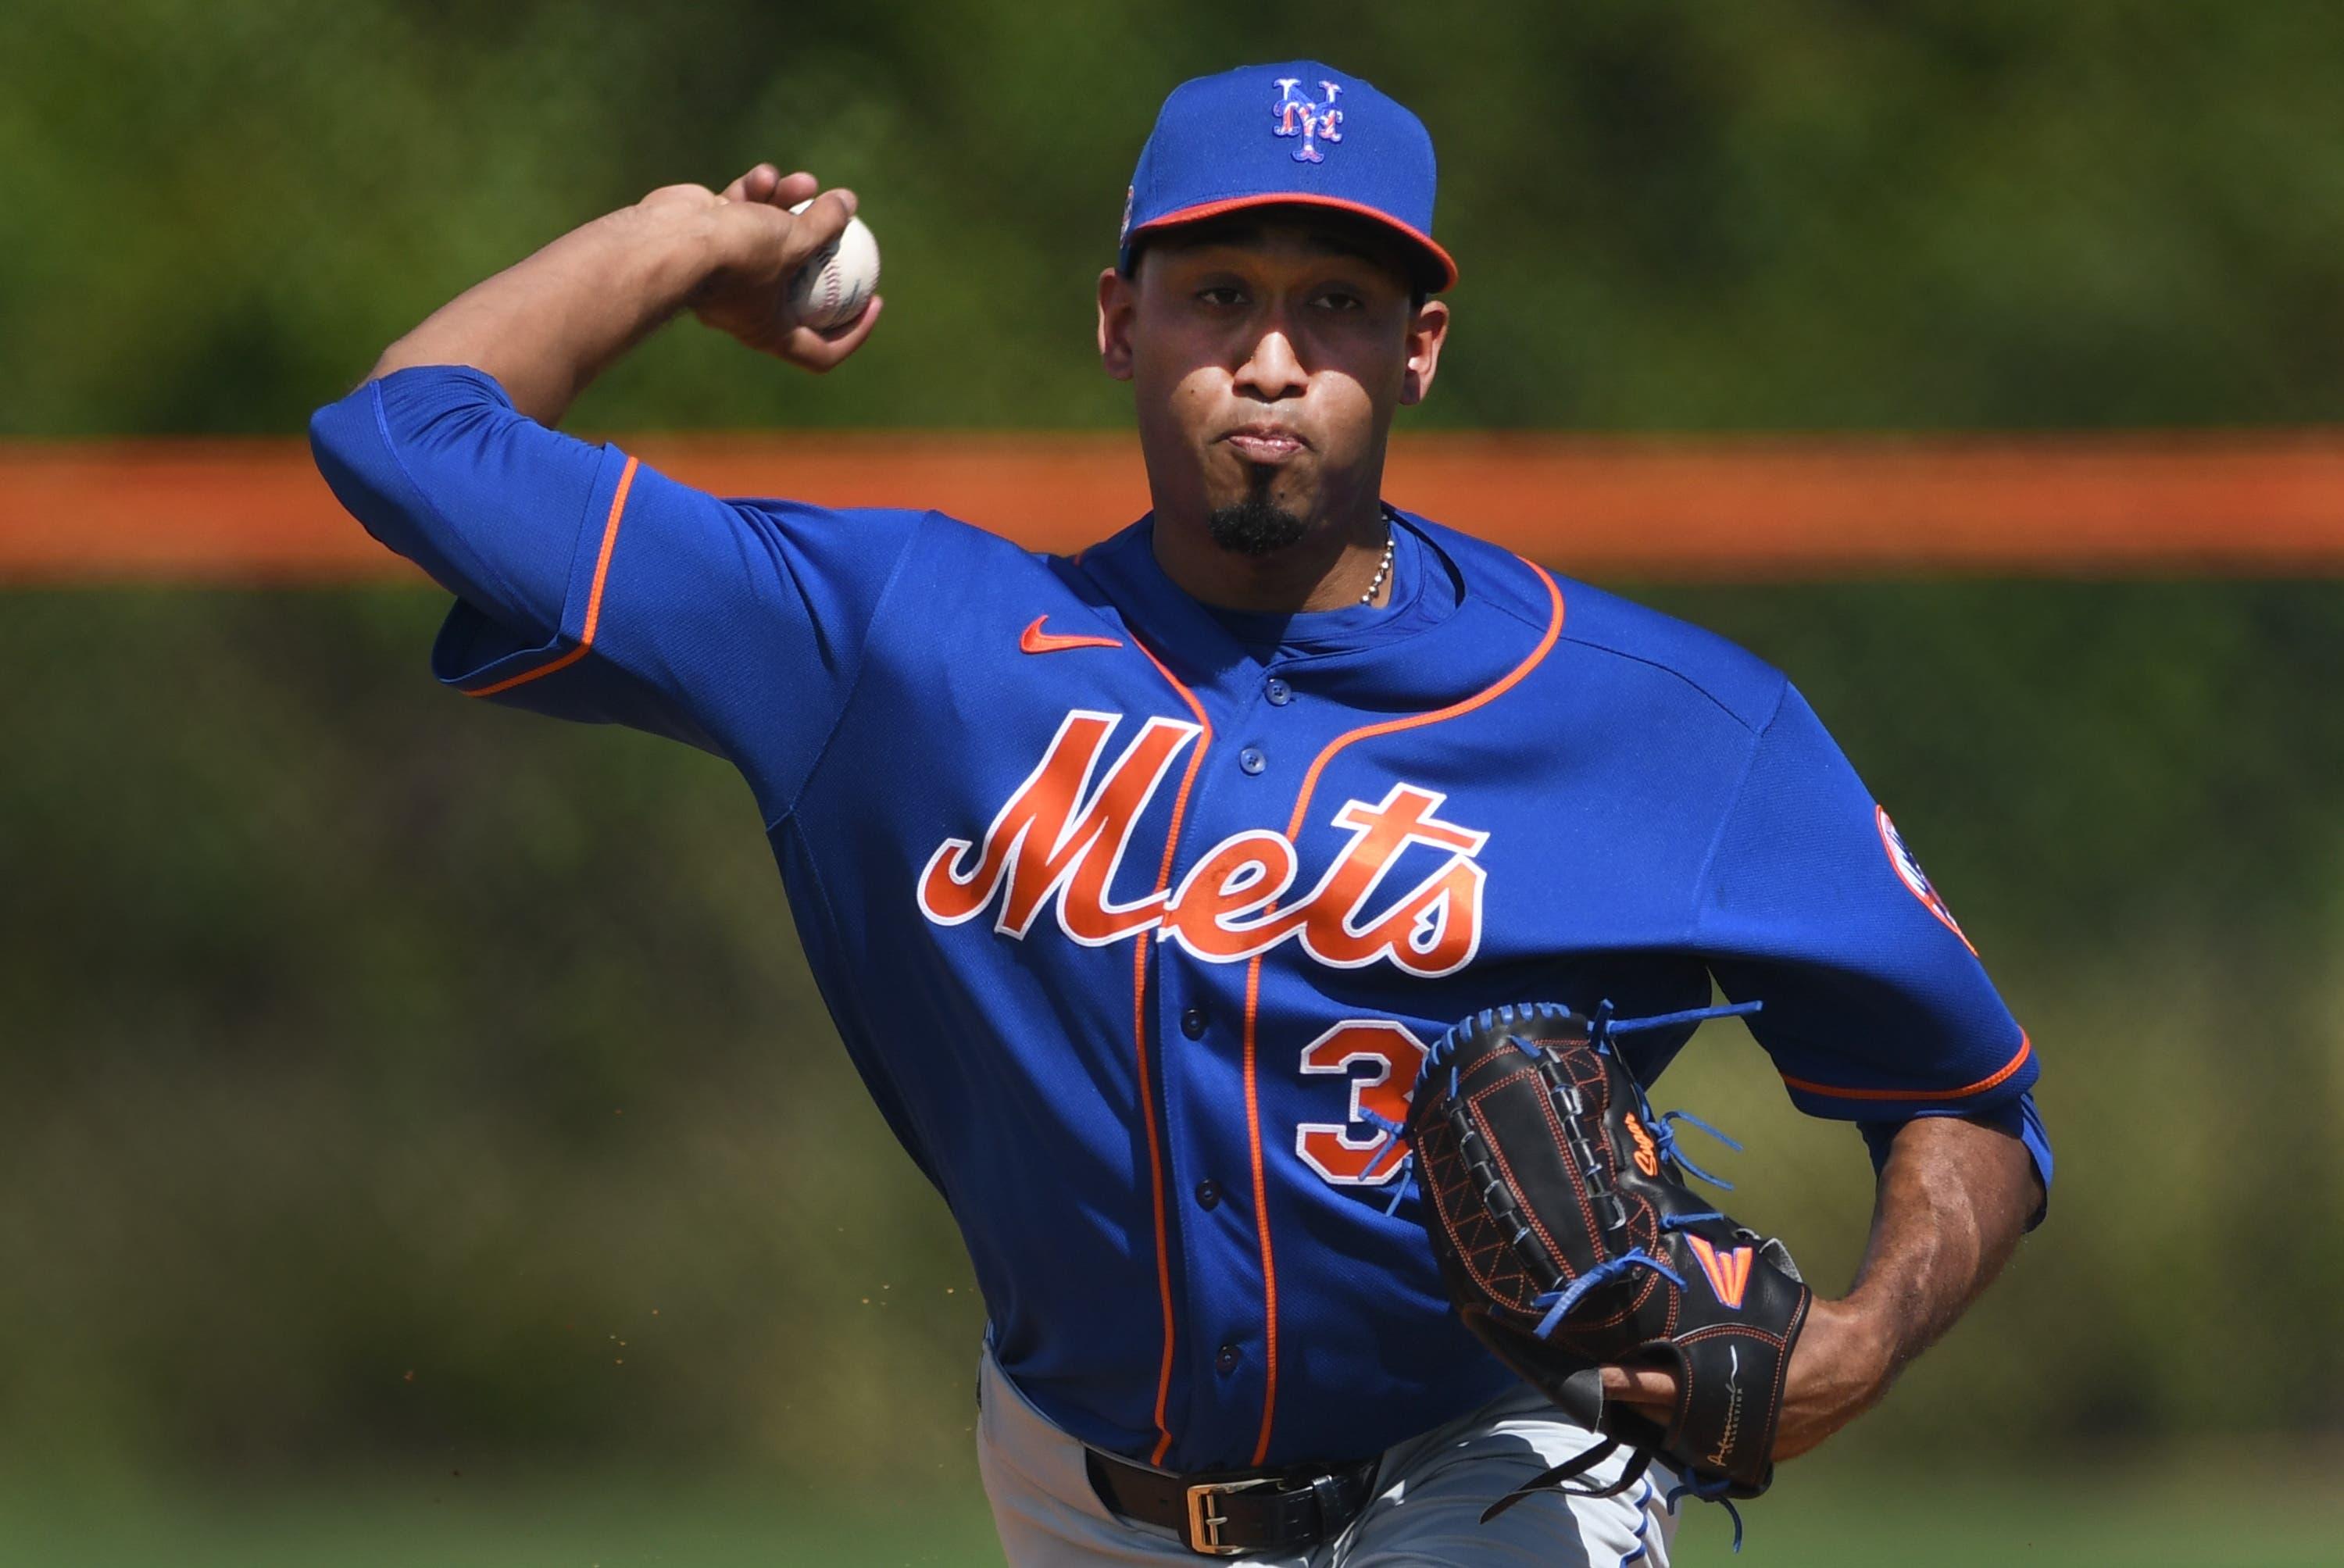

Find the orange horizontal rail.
xmin=5 ymin=430 xmax=2344 ymax=584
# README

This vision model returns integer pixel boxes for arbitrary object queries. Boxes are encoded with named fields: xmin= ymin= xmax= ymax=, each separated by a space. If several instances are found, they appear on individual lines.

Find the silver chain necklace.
xmin=1359 ymin=524 xmax=1396 ymax=605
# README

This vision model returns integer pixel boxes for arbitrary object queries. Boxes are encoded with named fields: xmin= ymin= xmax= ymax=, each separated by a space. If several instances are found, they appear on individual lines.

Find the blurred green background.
xmin=6 ymin=2 xmax=2343 ymax=1563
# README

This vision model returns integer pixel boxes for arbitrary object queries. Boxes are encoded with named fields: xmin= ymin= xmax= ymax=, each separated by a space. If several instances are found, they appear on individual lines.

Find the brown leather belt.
xmin=1084 ymin=1447 xmax=1381 ymax=1556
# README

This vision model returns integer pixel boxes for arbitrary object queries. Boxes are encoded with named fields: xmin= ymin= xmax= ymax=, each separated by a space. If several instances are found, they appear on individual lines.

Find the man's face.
xmin=1098 ymin=211 xmax=1449 ymax=556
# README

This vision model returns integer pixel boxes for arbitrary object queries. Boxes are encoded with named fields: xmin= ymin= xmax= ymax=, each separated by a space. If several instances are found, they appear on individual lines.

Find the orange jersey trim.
xmin=463 ymin=455 xmax=638 ymax=698
xmin=1778 ymin=1032 xmax=2034 ymax=1104
xmin=1129 ymin=194 xmax=1460 ymax=290
xmin=1279 ymin=566 xmax=1567 ymax=841
xmin=1131 ymin=638 xmax=1211 ymax=1466
xmin=1242 ymin=559 xmax=1567 ymax=1465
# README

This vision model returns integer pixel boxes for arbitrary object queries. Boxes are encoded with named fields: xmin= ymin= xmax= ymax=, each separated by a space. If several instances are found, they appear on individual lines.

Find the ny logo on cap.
xmin=1273 ymin=77 xmax=1344 ymax=163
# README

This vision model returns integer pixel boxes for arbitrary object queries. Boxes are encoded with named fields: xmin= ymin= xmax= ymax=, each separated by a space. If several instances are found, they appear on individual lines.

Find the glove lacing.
xmin=1382 ymin=998 xmax=1768 ymax=1548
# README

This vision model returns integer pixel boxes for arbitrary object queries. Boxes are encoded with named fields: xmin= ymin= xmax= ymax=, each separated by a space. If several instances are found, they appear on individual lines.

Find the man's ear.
xmin=1098 ymin=266 xmax=1136 ymax=381
xmin=1400 ymin=297 xmax=1450 ymax=406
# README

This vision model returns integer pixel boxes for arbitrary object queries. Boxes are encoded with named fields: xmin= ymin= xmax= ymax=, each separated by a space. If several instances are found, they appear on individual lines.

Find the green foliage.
xmin=5 ymin=0 xmax=2343 ymax=1490
xmin=6 ymin=2 xmax=2344 ymax=434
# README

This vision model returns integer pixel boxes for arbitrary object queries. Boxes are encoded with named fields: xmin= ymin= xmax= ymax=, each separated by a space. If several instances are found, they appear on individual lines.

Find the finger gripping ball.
xmin=784 ymin=198 xmax=881 ymax=330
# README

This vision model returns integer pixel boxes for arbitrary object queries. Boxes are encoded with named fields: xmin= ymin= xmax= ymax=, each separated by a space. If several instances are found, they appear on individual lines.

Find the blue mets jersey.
xmin=310 ymin=365 xmax=2049 ymax=1473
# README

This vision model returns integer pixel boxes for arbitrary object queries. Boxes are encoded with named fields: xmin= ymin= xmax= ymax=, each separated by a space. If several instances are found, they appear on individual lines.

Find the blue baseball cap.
xmin=1118 ymin=61 xmax=1457 ymax=292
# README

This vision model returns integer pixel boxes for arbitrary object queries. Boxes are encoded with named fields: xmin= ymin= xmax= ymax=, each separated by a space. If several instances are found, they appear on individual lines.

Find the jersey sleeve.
xmin=308 ymin=364 xmax=923 ymax=815
xmin=1692 ymin=683 xmax=2049 ymax=1200
xmin=1858 ymin=1091 xmax=2053 ymax=1226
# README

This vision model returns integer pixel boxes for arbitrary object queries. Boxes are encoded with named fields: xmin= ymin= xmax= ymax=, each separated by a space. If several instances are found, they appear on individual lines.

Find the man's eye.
xmin=1197 ymin=286 xmax=1245 ymax=307
xmin=1316 ymin=291 xmax=1365 ymax=311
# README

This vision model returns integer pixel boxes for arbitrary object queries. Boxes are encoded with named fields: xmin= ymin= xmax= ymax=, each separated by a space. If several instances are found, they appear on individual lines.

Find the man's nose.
xmin=1235 ymin=321 xmax=1307 ymax=401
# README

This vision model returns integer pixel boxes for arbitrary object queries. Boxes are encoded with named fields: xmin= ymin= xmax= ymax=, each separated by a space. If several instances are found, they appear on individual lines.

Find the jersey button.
xmin=1264 ymin=677 xmax=1292 ymax=706
xmin=1215 ymin=1343 xmax=1242 ymax=1374
xmin=1238 ymin=746 xmax=1267 ymax=775
xmin=1195 ymin=1179 xmax=1221 ymax=1210
xmin=1180 ymin=1008 xmax=1207 ymax=1040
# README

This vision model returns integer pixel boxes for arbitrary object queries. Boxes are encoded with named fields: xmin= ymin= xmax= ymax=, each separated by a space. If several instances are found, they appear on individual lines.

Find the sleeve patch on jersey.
xmin=1876 ymin=805 xmax=1975 ymax=954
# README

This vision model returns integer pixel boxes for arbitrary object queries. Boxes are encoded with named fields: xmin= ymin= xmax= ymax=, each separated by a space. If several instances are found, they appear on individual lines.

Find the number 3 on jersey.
xmin=1295 ymin=1020 xmax=1428 ymax=1186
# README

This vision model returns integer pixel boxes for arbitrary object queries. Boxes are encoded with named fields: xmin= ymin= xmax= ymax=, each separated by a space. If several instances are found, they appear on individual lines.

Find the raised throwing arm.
xmin=308 ymin=164 xmax=914 ymax=806
xmin=370 ymin=165 xmax=881 ymax=423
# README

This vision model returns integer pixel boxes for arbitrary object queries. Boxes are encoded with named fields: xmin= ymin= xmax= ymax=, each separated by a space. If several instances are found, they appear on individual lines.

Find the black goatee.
xmin=1206 ymin=488 xmax=1310 ymax=557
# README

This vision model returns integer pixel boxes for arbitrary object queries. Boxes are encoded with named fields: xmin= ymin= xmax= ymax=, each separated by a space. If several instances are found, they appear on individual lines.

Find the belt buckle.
xmin=1185 ymin=1477 xmax=1276 ymax=1556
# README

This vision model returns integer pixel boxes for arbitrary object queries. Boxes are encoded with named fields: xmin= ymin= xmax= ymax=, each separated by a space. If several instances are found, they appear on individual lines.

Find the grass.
xmin=3 ymin=1448 xmax=2335 ymax=1566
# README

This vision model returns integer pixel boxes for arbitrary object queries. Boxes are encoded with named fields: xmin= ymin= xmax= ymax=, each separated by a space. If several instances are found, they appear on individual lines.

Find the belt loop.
xmin=1309 ymin=1471 xmax=1347 ymax=1537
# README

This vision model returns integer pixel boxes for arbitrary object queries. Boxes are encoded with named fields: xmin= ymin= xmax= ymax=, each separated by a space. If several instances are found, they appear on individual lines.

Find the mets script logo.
xmin=917 ymin=711 xmax=1487 ymax=977
xmin=1274 ymin=78 xmax=1344 ymax=163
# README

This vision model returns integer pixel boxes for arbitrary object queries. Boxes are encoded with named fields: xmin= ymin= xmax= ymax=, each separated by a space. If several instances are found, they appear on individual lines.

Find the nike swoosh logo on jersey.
xmin=1019 ymin=616 xmax=1125 ymax=655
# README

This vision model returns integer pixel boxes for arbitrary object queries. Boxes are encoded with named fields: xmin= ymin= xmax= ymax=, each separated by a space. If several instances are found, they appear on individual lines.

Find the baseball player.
xmin=310 ymin=61 xmax=2048 ymax=1565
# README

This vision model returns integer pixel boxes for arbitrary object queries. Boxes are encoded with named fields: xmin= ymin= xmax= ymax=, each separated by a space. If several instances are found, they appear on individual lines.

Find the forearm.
xmin=1767 ymin=1111 xmax=2037 ymax=1457
xmin=1842 ymin=1111 xmax=2038 ymax=1377
xmin=371 ymin=201 xmax=715 ymax=426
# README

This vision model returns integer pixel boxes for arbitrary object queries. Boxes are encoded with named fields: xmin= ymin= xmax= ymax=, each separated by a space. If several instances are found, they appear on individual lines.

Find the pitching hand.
xmin=645 ymin=164 xmax=883 ymax=371
xmin=1600 ymin=1295 xmax=1893 ymax=1461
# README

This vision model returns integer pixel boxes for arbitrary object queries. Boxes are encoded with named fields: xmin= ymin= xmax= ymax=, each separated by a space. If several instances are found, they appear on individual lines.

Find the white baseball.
xmin=784 ymin=198 xmax=881 ymax=331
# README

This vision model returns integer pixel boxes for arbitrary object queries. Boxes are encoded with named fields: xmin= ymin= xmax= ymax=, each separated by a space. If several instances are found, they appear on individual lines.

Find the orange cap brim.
xmin=1126 ymin=192 xmax=1459 ymax=291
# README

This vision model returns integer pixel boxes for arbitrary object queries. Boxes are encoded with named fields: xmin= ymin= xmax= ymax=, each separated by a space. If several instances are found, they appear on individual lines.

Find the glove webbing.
xmin=1453 ymin=998 xmax=1767 ymax=1551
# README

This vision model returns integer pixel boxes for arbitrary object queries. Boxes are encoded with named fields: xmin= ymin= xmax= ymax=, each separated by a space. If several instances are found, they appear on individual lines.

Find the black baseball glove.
xmin=1384 ymin=999 xmax=1810 ymax=1537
